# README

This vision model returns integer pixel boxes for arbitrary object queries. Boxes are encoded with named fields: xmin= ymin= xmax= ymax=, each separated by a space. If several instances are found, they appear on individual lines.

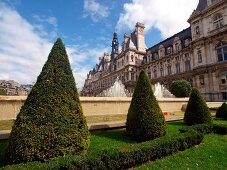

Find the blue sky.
xmin=0 ymin=0 xmax=198 ymax=90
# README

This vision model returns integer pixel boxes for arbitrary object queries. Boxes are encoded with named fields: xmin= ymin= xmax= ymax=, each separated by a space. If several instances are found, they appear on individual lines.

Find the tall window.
xmin=131 ymin=72 xmax=134 ymax=81
xmin=167 ymin=65 xmax=172 ymax=75
xmin=214 ymin=14 xmax=223 ymax=29
xmin=199 ymin=75 xmax=205 ymax=86
xmin=185 ymin=60 xmax=191 ymax=71
xmin=160 ymin=68 xmax=164 ymax=77
xmin=198 ymin=50 xmax=202 ymax=63
xmin=216 ymin=42 xmax=227 ymax=62
xmin=154 ymin=68 xmax=157 ymax=78
xmin=176 ymin=63 xmax=180 ymax=73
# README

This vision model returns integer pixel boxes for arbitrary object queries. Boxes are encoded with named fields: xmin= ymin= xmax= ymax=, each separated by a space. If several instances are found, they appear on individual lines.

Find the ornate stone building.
xmin=82 ymin=0 xmax=227 ymax=101
xmin=82 ymin=22 xmax=147 ymax=96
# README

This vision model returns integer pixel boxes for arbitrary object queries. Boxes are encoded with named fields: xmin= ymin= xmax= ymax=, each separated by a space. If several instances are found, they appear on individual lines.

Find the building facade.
xmin=82 ymin=0 xmax=227 ymax=102
xmin=0 ymin=80 xmax=30 ymax=96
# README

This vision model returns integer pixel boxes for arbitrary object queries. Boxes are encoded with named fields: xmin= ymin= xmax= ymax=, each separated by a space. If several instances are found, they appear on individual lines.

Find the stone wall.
xmin=0 ymin=96 xmax=222 ymax=120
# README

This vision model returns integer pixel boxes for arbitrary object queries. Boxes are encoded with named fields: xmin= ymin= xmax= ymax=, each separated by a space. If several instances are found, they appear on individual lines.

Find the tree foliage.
xmin=184 ymin=88 xmax=212 ymax=125
xmin=0 ymin=88 xmax=6 ymax=95
xmin=216 ymin=102 xmax=227 ymax=119
xmin=170 ymin=80 xmax=192 ymax=97
xmin=126 ymin=70 xmax=166 ymax=142
xmin=5 ymin=38 xmax=90 ymax=164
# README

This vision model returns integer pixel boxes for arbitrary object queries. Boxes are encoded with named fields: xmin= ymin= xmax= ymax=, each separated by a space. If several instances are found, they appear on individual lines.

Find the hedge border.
xmin=2 ymin=131 xmax=203 ymax=170
xmin=179 ymin=123 xmax=227 ymax=135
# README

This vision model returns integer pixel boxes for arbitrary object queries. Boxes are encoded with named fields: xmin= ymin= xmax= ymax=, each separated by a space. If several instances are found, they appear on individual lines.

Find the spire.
xmin=111 ymin=32 xmax=119 ymax=61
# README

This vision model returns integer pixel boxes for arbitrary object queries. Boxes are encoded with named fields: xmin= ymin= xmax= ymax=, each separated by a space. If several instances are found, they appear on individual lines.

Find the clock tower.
xmin=111 ymin=32 xmax=119 ymax=61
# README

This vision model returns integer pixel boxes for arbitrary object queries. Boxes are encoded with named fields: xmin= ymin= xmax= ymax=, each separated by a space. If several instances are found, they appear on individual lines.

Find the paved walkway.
xmin=0 ymin=116 xmax=183 ymax=140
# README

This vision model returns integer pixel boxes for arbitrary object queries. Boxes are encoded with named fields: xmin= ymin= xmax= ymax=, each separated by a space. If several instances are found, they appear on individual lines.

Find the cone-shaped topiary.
xmin=126 ymin=70 xmax=166 ymax=142
xmin=184 ymin=88 xmax=212 ymax=125
xmin=216 ymin=102 xmax=227 ymax=119
xmin=5 ymin=38 xmax=90 ymax=164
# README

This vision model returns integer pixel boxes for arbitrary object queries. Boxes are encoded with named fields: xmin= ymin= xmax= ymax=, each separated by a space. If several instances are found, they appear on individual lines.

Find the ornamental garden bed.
xmin=1 ymin=119 xmax=227 ymax=170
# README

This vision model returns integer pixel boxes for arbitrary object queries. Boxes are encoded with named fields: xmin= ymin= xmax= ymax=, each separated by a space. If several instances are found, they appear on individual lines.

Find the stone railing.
xmin=0 ymin=96 xmax=222 ymax=120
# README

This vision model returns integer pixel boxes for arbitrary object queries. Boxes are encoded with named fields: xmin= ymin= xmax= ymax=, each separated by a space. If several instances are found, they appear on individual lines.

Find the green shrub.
xmin=170 ymin=80 xmax=192 ymax=97
xmin=213 ymin=124 xmax=227 ymax=134
xmin=184 ymin=88 xmax=212 ymax=125
xmin=126 ymin=70 xmax=166 ymax=142
xmin=216 ymin=103 xmax=227 ymax=119
xmin=5 ymin=38 xmax=90 ymax=164
xmin=179 ymin=123 xmax=213 ymax=134
xmin=2 ymin=131 xmax=204 ymax=170
xmin=0 ymin=88 xmax=6 ymax=95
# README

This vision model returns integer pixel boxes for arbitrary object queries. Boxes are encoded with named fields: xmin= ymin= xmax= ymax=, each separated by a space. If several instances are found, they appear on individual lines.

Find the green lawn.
xmin=0 ymin=120 xmax=227 ymax=169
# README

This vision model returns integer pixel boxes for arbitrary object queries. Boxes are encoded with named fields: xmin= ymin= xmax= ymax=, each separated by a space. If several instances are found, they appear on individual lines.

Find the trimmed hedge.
xmin=2 ymin=131 xmax=203 ymax=170
xmin=170 ymin=80 xmax=192 ymax=97
xmin=5 ymin=38 xmax=90 ymax=164
xmin=216 ymin=103 xmax=227 ymax=119
xmin=179 ymin=123 xmax=213 ymax=135
xmin=213 ymin=124 xmax=227 ymax=135
xmin=184 ymin=88 xmax=212 ymax=125
xmin=126 ymin=70 xmax=166 ymax=142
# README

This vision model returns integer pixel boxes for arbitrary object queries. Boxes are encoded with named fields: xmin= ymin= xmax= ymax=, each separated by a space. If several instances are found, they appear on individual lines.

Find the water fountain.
xmin=99 ymin=77 xmax=130 ymax=97
xmin=153 ymin=82 xmax=174 ymax=98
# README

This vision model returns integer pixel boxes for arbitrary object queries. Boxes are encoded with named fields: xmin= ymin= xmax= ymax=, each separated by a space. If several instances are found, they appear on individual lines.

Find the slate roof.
xmin=147 ymin=27 xmax=191 ymax=54
xmin=196 ymin=0 xmax=207 ymax=12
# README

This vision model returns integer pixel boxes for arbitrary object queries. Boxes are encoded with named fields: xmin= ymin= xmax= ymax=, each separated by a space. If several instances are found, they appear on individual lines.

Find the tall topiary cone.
xmin=216 ymin=102 xmax=227 ymax=119
xmin=5 ymin=38 xmax=89 ymax=164
xmin=126 ymin=70 xmax=166 ymax=142
xmin=184 ymin=88 xmax=212 ymax=125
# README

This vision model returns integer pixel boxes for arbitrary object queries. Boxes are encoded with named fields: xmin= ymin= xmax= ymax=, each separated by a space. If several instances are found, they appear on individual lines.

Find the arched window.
xmin=216 ymin=41 xmax=227 ymax=62
xmin=214 ymin=14 xmax=224 ymax=29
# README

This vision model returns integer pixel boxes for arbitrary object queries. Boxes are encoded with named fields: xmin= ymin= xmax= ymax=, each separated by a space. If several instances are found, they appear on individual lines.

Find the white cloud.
xmin=83 ymin=0 xmax=109 ymax=22
xmin=0 ymin=2 xmax=108 ymax=91
xmin=33 ymin=15 xmax=58 ymax=28
xmin=0 ymin=2 xmax=52 ymax=84
xmin=116 ymin=0 xmax=198 ymax=38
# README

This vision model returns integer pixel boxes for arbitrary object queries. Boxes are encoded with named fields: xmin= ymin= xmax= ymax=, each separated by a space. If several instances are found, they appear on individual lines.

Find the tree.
xmin=5 ymin=38 xmax=90 ymax=164
xmin=0 ymin=88 xmax=6 ymax=95
xmin=170 ymin=80 xmax=192 ymax=97
xmin=126 ymin=70 xmax=166 ymax=142
xmin=184 ymin=88 xmax=212 ymax=125
xmin=216 ymin=102 xmax=227 ymax=119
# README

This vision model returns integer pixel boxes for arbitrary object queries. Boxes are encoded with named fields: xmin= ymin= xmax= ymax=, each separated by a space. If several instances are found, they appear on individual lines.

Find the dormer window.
xmin=214 ymin=14 xmax=223 ymax=29
xmin=159 ymin=49 xmax=165 ymax=57
xmin=175 ymin=43 xmax=181 ymax=52
xmin=167 ymin=47 xmax=172 ymax=54
xmin=195 ymin=26 xmax=200 ymax=35
xmin=185 ymin=39 xmax=190 ymax=47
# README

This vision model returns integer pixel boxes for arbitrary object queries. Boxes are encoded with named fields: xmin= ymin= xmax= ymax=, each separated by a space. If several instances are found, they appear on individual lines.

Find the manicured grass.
xmin=0 ymin=120 xmax=14 ymax=131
